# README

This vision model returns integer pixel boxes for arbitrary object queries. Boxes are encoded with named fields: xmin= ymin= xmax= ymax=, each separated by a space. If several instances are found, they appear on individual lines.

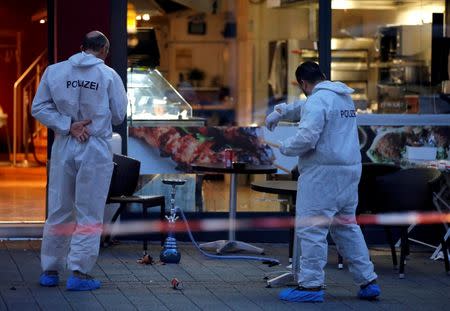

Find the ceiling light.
xmin=332 ymin=0 xmax=351 ymax=10
xmin=142 ymin=14 xmax=150 ymax=21
xmin=39 ymin=19 xmax=46 ymax=24
xmin=136 ymin=15 xmax=142 ymax=20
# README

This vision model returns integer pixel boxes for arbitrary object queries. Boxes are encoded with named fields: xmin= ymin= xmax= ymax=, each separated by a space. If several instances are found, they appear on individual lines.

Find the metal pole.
xmin=110 ymin=0 xmax=128 ymax=155
xmin=229 ymin=173 xmax=238 ymax=241
xmin=318 ymin=0 xmax=331 ymax=80
xmin=13 ymin=85 xmax=17 ymax=166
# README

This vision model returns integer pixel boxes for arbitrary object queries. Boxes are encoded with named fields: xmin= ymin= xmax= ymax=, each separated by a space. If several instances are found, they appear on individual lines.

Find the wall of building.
xmin=47 ymin=0 xmax=127 ymax=155
xmin=53 ymin=0 xmax=110 ymax=63
xmin=166 ymin=11 xmax=230 ymax=86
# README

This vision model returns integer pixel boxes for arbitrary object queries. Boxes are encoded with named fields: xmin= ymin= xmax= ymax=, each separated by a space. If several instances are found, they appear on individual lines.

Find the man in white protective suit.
xmin=32 ymin=31 xmax=127 ymax=291
xmin=265 ymin=61 xmax=380 ymax=303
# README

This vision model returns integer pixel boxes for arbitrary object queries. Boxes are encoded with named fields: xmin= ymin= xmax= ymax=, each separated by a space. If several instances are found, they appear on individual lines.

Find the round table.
xmin=250 ymin=180 xmax=297 ymax=196
xmin=191 ymin=163 xmax=277 ymax=254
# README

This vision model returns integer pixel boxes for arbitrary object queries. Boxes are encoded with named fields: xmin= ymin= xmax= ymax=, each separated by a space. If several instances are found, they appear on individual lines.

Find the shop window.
xmin=332 ymin=0 xmax=449 ymax=115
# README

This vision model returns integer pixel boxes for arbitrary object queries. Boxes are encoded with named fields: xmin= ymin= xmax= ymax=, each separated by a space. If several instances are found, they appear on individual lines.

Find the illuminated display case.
xmin=127 ymin=67 xmax=204 ymax=126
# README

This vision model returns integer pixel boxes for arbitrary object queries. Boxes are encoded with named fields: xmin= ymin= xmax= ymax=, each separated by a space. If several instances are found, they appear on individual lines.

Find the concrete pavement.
xmin=0 ymin=240 xmax=449 ymax=310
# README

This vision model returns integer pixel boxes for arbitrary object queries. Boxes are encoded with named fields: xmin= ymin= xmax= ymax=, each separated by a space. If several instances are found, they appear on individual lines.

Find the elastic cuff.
xmin=297 ymin=285 xmax=323 ymax=291
xmin=57 ymin=115 xmax=72 ymax=135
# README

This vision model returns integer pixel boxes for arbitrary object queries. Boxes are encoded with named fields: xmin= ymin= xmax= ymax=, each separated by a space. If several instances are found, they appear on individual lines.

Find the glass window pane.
xmin=332 ymin=0 xmax=447 ymax=114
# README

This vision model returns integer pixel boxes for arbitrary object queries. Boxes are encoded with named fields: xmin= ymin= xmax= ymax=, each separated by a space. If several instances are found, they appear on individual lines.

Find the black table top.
xmin=251 ymin=180 xmax=297 ymax=195
xmin=191 ymin=163 xmax=277 ymax=174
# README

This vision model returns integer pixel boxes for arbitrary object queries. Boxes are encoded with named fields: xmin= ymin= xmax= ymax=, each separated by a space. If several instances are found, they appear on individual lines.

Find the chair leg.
xmin=103 ymin=203 xmax=126 ymax=247
xmin=142 ymin=204 xmax=148 ymax=255
xmin=441 ymin=233 xmax=450 ymax=275
xmin=160 ymin=199 xmax=166 ymax=246
xmin=338 ymin=253 xmax=344 ymax=270
xmin=405 ymin=233 xmax=411 ymax=257
xmin=288 ymin=203 xmax=295 ymax=263
xmin=384 ymin=226 xmax=398 ymax=269
xmin=399 ymin=227 xmax=408 ymax=278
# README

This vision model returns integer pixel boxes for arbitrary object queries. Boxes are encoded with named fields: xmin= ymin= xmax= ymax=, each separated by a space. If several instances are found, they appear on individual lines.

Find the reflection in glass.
xmin=127 ymin=67 xmax=193 ymax=121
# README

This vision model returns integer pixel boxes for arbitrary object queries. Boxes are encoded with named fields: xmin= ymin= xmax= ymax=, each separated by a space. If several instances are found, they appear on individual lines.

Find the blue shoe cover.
xmin=39 ymin=273 xmax=59 ymax=287
xmin=358 ymin=284 xmax=381 ymax=300
xmin=279 ymin=287 xmax=324 ymax=303
xmin=66 ymin=275 xmax=101 ymax=291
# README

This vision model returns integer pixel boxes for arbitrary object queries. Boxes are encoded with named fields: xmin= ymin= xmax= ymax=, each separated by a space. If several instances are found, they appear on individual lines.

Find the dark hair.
xmin=82 ymin=33 xmax=108 ymax=52
xmin=295 ymin=61 xmax=326 ymax=84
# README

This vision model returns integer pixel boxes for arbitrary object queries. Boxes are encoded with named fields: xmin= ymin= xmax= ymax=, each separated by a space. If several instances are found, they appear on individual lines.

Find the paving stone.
xmin=29 ymin=286 xmax=72 ymax=310
xmin=0 ymin=286 xmax=39 ymax=311
xmin=146 ymin=285 xmax=202 ymax=311
xmin=179 ymin=284 xmax=233 ymax=311
xmin=62 ymin=290 xmax=105 ymax=310
xmin=116 ymin=284 xmax=169 ymax=311
xmin=93 ymin=287 xmax=137 ymax=310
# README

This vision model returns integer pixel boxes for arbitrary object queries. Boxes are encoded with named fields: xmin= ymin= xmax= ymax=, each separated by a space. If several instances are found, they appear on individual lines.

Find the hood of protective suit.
xmin=68 ymin=52 xmax=104 ymax=67
xmin=312 ymin=81 xmax=354 ymax=96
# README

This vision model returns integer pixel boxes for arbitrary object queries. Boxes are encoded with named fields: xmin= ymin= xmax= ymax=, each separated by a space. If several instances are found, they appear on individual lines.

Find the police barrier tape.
xmin=20 ymin=211 xmax=450 ymax=237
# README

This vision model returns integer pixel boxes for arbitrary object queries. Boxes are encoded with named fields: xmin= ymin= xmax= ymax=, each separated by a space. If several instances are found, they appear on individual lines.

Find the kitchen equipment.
xmin=441 ymin=80 xmax=450 ymax=94
xmin=378 ymin=25 xmax=429 ymax=60
xmin=404 ymin=95 xmax=419 ymax=114
xmin=377 ymin=84 xmax=407 ymax=113
xmin=389 ymin=58 xmax=426 ymax=85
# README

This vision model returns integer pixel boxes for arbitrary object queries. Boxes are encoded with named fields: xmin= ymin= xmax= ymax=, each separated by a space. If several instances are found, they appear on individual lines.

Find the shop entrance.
xmin=0 ymin=0 xmax=48 ymax=222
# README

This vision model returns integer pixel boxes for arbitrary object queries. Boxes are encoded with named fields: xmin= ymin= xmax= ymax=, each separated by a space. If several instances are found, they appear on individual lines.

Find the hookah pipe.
xmin=160 ymin=179 xmax=185 ymax=264
xmin=159 ymin=179 xmax=280 ymax=266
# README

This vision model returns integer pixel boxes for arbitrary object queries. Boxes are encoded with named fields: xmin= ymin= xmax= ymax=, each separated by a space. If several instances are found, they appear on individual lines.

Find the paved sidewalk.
xmin=0 ymin=240 xmax=449 ymax=310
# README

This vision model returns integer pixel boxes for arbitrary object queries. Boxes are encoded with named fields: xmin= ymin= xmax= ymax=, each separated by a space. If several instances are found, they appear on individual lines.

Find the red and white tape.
xmin=33 ymin=211 xmax=450 ymax=237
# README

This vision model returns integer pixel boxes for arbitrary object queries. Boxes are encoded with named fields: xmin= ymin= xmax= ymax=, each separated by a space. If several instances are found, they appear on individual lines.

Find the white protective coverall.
xmin=32 ymin=52 xmax=127 ymax=273
xmin=274 ymin=99 xmax=304 ymax=122
xmin=279 ymin=81 xmax=377 ymax=288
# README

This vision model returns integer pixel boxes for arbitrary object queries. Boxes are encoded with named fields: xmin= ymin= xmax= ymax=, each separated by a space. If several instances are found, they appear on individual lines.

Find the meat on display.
xmin=129 ymin=126 xmax=275 ymax=171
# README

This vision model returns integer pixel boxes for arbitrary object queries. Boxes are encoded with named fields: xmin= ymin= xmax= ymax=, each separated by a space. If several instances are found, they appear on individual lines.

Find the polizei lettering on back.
xmin=66 ymin=80 xmax=99 ymax=90
xmin=340 ymin=109 xmax=356 ymax=118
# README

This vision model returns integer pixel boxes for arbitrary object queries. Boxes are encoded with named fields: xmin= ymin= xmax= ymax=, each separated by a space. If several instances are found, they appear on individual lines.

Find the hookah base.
xmin=160 ymin=248 xmax=181 ymax=264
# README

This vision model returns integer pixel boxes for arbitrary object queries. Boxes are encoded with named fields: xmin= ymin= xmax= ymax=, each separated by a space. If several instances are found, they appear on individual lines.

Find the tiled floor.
xmin=0 ymin=166 xmax=46 ymax=222
xmin=0 ymin=166 xmax=284 ymax=222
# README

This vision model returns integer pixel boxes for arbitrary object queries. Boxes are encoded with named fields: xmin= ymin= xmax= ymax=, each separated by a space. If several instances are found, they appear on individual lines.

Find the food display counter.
xmin=125 ymin=68 xmax=277 ymax=213
xmin=127 ymin=67 xmax=205 ymax=127
xmin=356 ymin=114 xmax=450 ymax=164
xmin=263 ymin=114 xmax=450 ymax=174
xmin=126 ymin=67 xmax=206 ymax=212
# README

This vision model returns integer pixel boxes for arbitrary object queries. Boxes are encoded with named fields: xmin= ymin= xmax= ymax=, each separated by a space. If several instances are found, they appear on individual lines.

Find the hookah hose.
xmin=176 ymin=207 xmax=280 ymax=266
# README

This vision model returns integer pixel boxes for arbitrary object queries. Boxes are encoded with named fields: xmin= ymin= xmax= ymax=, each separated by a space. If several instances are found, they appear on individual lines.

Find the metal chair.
xmin=376 ymin=167 xmax=449 ymax=278
xmin=103 ymin=154 xmax=166 ymax=255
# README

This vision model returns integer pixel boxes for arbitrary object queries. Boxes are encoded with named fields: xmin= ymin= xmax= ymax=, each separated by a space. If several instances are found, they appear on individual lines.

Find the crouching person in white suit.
xmin=32 ymin=31 xmax=127 ymax=291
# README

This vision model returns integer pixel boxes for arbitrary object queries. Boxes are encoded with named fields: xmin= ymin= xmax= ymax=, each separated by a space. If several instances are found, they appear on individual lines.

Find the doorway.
xmin=0 ymin=0 xmax=48 ymax=222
